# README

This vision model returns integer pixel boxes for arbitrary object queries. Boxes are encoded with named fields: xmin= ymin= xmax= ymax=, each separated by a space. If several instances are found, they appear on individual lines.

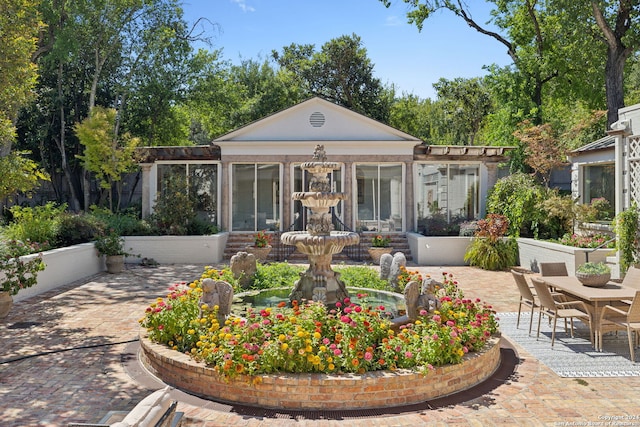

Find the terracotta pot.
xmin=105 ymin=255 xmax=125 ymax=274
xmin=0 ymin=291 xmax=13 ymax=319
xmin=368 ymin=247 xmax=393 ymax=264
xmin=245 ymin=246 xmax=272 ymax=262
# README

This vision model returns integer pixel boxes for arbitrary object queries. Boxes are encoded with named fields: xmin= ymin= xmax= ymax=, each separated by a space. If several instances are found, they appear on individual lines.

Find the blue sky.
xmin=181 ymin=0 xmax=512 ymax=100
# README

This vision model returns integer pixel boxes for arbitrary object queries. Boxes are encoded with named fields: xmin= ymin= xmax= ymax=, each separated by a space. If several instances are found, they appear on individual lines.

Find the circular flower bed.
xmin=139 ymin=268 xmax=499 ymax=378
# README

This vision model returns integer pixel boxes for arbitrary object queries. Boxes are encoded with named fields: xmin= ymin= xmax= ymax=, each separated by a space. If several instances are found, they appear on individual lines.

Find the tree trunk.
xmin=604 ymin=45 xmax=627 ymax=127
xmin=56 ymin=62 xmax=81 ymax=211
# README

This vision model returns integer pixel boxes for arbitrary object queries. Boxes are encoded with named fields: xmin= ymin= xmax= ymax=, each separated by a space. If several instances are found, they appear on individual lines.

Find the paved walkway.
xmin=2 ymin=263 xmax=640 ymax=426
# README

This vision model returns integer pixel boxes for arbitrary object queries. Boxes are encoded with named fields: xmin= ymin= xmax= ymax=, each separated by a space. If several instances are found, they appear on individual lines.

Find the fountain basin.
xmin=291 ymin=192 xmax=347 ymax=208
xmin=281 ymin=231 xmax=359 ymax=253
xmin=300 ymin=161 xmax=341 ymax=173
xmin=140 ymin=330 xmax=501 ymax=410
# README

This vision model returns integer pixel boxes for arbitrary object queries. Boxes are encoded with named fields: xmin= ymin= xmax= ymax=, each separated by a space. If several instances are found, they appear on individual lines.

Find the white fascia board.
xmin=216 ymin=140 xmax=419 ymax=156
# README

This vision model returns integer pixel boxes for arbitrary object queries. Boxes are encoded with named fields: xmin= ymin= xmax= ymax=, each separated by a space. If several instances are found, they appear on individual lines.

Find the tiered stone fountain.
xmin=281 ymin=145 xmax=359 ymax=306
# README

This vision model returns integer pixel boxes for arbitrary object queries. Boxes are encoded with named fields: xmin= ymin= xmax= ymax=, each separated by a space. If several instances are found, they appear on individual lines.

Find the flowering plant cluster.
xmin=0 ymin=239 xmax=45 ymax=296
xmin=371 ymin=235 xmax=391 ymax=247
xmin=140 ymin=270 xmax=498 ymax=378
xmin=253 ymin=230 xmax=272 ymax=248
xmin=558 ymin=233 xmax=614 ymax=249
xmin=395 ymin=265 xmax=423 ymax=289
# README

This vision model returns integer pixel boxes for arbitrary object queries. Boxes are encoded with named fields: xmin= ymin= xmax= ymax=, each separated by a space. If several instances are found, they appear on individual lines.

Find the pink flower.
xmin=364 ymin=352 xmax=373 ymax=361
xmin=354 ymin=306 xmax=362 ymax=313
xmin=333 ymin=349 xmax=342 ymax=356
xmin=404 ymin=351 xmax=413 ymax=358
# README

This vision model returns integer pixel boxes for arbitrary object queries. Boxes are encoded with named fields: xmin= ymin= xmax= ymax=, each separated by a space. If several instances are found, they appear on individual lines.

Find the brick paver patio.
xmin=2 ymin=263 xmax=640 ymax=426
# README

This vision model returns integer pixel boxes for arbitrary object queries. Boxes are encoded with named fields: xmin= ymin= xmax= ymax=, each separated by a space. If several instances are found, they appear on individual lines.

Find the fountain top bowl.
xmin=300 ymin=161 xmax=341 ymax=173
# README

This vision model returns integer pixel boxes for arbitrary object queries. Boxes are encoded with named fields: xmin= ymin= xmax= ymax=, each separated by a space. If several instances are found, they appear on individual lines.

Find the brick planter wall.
xmin=139 ymin=330 xmax=501 ymax=410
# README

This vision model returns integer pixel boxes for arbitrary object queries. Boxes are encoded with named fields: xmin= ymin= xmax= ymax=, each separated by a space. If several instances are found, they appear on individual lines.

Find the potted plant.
xmin=245 ymin=230 xmax=272 ymax=262
xmin=0 ymin=239 xmax=45 ymax=318
xmin=94 ymin=230 xmax=128 ymax=273
xmin=576 ymin=262 xmax=611 ymax=287
xmin=368 ymin=235 xmax=392 ymax=264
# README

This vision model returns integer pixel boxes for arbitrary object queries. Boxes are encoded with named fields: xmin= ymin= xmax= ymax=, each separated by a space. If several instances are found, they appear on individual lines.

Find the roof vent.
xmin=309 ymin=112 xmax=325 ymax=127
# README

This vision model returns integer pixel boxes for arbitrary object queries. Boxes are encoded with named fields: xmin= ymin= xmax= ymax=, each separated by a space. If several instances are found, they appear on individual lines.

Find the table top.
xmin=543 ymin=276 xmax=638 ymax=302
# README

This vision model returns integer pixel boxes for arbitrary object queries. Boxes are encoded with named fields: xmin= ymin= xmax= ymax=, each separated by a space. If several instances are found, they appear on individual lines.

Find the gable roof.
xmin=572 ymin=135 xmax=616 ymax=154
xmin=213 ymin=97 xmax=421 ymax=157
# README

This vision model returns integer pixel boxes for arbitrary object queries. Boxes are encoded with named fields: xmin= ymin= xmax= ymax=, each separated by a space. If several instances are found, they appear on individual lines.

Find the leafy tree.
xmin=513 ymin=120 xmax=567 ymax=186
xmin=75 ymin=107 xmax=140 ymax=212
xmin=0 ymin=0 xmax=48 ymax=200
xmin=272 ymin=34 xmax=391 ymax=121
xmin=388 ymin=93 xmax=433 ymax=141
xmin=433 ymin=77 xmax=493 ymax=145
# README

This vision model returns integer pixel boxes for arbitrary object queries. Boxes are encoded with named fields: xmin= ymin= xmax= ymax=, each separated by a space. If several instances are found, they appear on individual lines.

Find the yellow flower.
xmin=313 ymin=332 xmax=321 ymax=339
xmin=281 ymin=343 xmax=289 ymax=350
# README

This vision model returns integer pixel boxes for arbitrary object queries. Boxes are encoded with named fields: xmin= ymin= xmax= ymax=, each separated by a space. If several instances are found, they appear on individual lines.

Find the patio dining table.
xmin=542 ymin=276 xmax=637 ymax=346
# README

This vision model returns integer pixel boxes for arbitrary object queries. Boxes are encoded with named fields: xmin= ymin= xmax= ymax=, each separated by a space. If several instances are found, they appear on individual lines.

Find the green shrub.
xmin=613 ymin=203 xmax=640 ymax=274
xmin=89 ymin=206 xmax=152 ymax=236
xmin=487 ymin=173 xmax=545 ymax=237
xmin=334 ymin=265 xmax=391 ymax=290
xmin=4 ymin=202 xmax=67 ymax=249
xmin=56 ymin=212 xmax=106 ymax=247
xmin=464 ymin=214 xmax=518 ymax=271
xmin=252 ymin=262 xmax=305 ymax=290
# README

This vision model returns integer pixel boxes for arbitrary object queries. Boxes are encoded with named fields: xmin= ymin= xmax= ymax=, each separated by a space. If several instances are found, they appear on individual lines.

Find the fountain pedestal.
xmin=281 ymin=146 xmax=359 ymax=306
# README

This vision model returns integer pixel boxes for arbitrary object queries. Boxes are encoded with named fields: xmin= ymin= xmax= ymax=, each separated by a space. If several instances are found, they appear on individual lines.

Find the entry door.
xmin=292 ymin=164 xmax=343 ymax=231
xmin=231 ymin=163 xmax=281 ymax=231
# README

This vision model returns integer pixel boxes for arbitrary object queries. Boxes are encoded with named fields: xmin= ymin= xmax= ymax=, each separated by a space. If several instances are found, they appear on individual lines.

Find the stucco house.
xmin=137 ymin=97 xmax=512 ymax=262
xmin=569 ymin=102 xmax=640 ymax=217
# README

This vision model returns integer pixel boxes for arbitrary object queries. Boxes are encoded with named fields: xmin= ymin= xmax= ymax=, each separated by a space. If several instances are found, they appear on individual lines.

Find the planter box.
xmin=407 ymin=232 xmax=473 ymax=266
xmin=517 ymin=237 xmax=614 ymax=275
xmin=10 ymin=243 xmax=104 ymax=303
xmin=124 ymin=233 xmax=229 ymax=264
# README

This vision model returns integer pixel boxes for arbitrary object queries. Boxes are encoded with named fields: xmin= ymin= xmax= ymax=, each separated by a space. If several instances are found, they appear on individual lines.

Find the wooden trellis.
xmin=627 ymin=135 xmax=640 ymax=208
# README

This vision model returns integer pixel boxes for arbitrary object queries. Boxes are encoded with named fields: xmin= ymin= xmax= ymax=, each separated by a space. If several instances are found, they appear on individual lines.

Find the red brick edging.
xmin=139 ymin=330 xmax=501 ymax=410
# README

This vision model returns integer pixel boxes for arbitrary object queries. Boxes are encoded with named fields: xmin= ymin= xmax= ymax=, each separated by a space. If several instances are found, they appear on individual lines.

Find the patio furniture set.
xmin=512 ymin=263 xmax=640 ymax=361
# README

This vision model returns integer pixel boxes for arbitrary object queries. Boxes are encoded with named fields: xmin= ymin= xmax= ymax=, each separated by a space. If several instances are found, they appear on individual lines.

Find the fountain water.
xmin=281 ymin=145 xmax=359 ymax=306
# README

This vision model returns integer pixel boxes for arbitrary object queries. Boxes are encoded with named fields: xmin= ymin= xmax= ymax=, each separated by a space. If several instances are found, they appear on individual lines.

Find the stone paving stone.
xmin=2 ymin=264 xmax=640 ymax=426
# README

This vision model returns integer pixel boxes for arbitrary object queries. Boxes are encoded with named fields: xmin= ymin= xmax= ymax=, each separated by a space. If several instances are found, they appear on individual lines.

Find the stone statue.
xmin=389 ymin=252 xmax=407 ymax=291
xmin=418 ymin=277 xmax=441 ymax=313
xmin=379 ymin=253 xmax=393 ymax=280
xmin=230 ymin=251 xmax=257 ymax=289
xmin=199 ymin=278 xmax=234 ymax=324
xmin=403 ymin=277 xmax=442 ymax=322
xmin=403 ymin=280 xmax=421 ymax=321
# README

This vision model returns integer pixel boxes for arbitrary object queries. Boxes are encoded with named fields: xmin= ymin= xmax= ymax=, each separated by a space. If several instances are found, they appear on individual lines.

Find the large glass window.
xmin=156 ymin=163 xmax=219 ymax=225
xmin=355 ymin=164 xmax=403 ymax=232
xmin=231 ymin=163 xmax=281 ymax=231
xmin=583 ymin=163 xmax=615 ymax=207
xmin=415 ymin=163 xmax=479 ymax=235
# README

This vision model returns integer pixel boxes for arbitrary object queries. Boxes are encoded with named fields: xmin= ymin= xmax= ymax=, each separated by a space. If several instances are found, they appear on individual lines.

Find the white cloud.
xmin=384 ymin=15 xmax=403 ymax=26
xmin=232 ymin=0 xmax=256 ymax=12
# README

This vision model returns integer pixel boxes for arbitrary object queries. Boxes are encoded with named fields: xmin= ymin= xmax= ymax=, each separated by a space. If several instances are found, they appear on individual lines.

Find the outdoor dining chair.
xmin=539 ymin=262 xmax=568 ymax=277
xmin=598 ymin=290 xmax=640 ymax=361
xmin=531 ymin=277 xmax=594 ymax=347
xmin=622 ymin=266 xmax=640 ymax=290
xmin=511 ymin=270 xmax=538 ymax=334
